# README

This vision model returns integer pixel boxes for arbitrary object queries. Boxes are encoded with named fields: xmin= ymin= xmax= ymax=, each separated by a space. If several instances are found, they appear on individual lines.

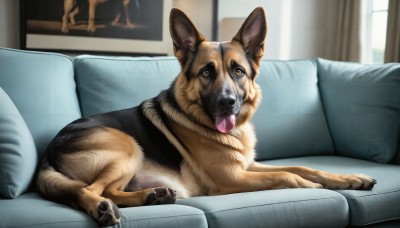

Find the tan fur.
xmin=37 ymin=7 xmax=375 ymax=227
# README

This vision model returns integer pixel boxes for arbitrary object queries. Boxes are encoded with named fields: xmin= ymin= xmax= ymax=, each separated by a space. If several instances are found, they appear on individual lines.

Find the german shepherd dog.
xmin=38 ymin=7 xmax=376 ymax=226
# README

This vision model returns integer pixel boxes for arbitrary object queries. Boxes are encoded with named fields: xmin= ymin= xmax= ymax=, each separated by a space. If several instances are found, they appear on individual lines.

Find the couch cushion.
xmin=262 ymin=156 xmax=400 ymax=226
xmin=253 ymin=59 xmax=334 ymax=160
xmin=0 ymin=193 xmax=97 ymax=227
xmin=74 ymin=55 xmax=180 ymax=116
xmin=0 ymin=87 xmax=37 ymax=199
xmin=317 ymin=58 xmax=400 ymax=163
xmin=177 ymin=188 xmax=348 ymax=228
xmin=0 ymin=48 xmax=81 ymax=157
xmin=118 ymin=204 xmax=207 ymax=228
xmin=0 ymin=193 xmax=207 ymax=228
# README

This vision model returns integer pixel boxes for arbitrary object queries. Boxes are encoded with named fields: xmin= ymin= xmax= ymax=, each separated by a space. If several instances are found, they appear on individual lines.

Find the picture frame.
xmin=20 ymin=0 xmax=174 ymax=56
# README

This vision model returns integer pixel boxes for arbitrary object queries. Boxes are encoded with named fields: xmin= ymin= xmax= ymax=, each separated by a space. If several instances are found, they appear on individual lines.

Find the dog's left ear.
xmin=170 ymin=8 xmax=206 ymax=65
xmin=232 ymin=7 xmax=267 ymax=64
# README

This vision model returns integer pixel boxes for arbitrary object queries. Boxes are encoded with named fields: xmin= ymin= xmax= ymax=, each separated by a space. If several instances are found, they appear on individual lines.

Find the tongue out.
xmin=215 ymin=115 xmax=236 ymax=133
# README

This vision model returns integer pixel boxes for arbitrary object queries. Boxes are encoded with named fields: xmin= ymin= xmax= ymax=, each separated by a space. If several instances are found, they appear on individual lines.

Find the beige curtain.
xmin=384 ymin=0 xmax=400 ymax=63
xmin=335 ymin=0 xmax=362 ymax=62
xmin=324 ymin=0 xmax=362 ymax=62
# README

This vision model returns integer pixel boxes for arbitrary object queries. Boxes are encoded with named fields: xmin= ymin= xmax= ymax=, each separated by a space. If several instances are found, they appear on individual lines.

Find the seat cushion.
xmin=177 ymin=188 xmax=348 ymax=228
xmin=261 ymin=156 xmax=400 ymax=226
xmin=253 ymin=59 xmax=334 ymax=160
xmin=317 ymin=58 xmax=400 ymax=163
xmin=0 ymin=87 xmax=37 ymax=198
xmin=74 ymin=55 xmax=180 ymax=116
xmin=0 ymin=193 xmax=97 ymax=228
xmin=0 ymin=48 xmax=81 ymax=157
xmin=0 ymin=193 xmax=207 ymax=228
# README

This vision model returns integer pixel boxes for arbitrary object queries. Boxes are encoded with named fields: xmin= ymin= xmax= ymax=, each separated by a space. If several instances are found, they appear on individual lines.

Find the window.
xmin=362 ymin=0 xmax=389 ymax=64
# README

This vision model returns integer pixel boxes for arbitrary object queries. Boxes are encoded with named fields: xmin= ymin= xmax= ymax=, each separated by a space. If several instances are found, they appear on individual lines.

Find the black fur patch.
xmin=44 ymin=98 xmax=183 ymax=172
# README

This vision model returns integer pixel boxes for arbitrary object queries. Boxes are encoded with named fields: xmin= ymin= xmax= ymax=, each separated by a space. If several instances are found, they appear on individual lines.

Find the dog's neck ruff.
xmin=142 ymin=92 xmax=245 ymax=152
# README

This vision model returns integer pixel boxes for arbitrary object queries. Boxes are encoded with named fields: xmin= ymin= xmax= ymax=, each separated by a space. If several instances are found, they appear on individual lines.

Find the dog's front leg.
xmin=248 ymin=162 xmax=376 ymax=190
xmin=209 ymin=167 xmax=323 ymax=195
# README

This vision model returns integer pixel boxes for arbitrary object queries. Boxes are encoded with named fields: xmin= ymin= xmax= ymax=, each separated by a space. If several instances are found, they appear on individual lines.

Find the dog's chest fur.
xmin=168 ymin=118 xmax=257 ymax=194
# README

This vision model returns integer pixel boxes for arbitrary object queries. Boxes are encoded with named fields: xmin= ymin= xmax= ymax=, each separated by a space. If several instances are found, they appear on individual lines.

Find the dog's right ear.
xmin=170 ymin=8 xmax=206 ymax=65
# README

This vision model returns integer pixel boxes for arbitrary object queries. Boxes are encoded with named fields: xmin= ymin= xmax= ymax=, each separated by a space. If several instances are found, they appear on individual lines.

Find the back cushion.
xmin=74 ymin=55 xmax=181 ymax=116
xmin=0 ymin=48 xmax=81 ymax=157
xmin=253 ymin=60 xmax=335 ymax=160
xmin=317 ymin=58 xmax=400 ymax=163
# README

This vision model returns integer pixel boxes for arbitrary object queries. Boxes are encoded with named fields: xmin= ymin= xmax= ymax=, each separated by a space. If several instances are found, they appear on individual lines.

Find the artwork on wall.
xmin=20 ymin=0 xmax=174 ymax=55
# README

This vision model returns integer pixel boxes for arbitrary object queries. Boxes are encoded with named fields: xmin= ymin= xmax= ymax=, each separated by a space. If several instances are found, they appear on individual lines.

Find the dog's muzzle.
xmin=213 ymin=93 xmax=239 ymax=133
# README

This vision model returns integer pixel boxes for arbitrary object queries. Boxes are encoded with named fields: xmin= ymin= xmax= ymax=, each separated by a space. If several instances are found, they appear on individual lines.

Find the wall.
xmin=173 ymin=0 xmax=213 ymax=41
xmin=1 ymin=0 xmax=336 ymax=60
xmin=217 ymin=0 xmax=333 ymax=60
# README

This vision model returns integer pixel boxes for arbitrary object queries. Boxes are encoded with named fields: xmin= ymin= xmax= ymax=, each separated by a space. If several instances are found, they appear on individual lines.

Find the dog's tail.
xmin=37 ymin=163 xmax=87 ymax=202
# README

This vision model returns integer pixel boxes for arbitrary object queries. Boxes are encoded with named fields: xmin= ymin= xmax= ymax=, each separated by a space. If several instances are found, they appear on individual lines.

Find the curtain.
xmin=384 ymin=0 xmax=400 ymax=63
xmin=335 ymin=0 xmax=362 ymax=62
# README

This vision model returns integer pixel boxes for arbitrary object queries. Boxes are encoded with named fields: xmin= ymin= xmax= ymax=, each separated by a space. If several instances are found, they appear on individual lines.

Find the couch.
xmin=0 ymin=47 xmax=399 ymax=228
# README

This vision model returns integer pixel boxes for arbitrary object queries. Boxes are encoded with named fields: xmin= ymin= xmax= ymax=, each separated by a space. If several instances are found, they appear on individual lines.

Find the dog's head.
xmin=170 ymin=7 xmax=266 ymax=133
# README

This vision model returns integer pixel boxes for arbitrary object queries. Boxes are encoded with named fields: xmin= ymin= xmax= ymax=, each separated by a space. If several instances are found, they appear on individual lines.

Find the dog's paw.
xmin=145 ymin=187 xmax=176 ymax=205
xmin=326 ymin=174 xmax=376 ymax=190
xmin=347 ymin=174 xmax=376 ymax=190
xmin=94 ymin=199 xmax=121 ymax=227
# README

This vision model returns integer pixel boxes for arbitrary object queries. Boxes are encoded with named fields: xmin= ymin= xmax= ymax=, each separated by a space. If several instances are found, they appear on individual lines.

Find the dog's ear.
xmin=232 ymin=7 xmax=267 ymax=63
xmin=170 ymin=8 xmax=206 ymax=65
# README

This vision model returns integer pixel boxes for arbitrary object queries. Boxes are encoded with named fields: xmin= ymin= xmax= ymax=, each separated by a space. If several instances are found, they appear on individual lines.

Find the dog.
xmin=61 ymin=0 xmax=134 ymax=33
xmin=38 ymin=7 xmax=376 ymax=226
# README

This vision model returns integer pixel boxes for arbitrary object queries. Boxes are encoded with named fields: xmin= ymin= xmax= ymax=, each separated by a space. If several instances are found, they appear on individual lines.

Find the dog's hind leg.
xmin=77 ymin=162 xmax=175 ymax=225
xmin=38 ymin=162 xmax=123 ymax=226
xmin=99 ymin=161 xmax=177 ymax=207
xmin=39 ymin=127 xmax=148 ymax=226
xmin=37 ymin=164 xmax=88 ymax=200
xmin=75 ymin=162 xmax=129 ymax=227
xmin=104 ymin=187 xmax=177 ymax=206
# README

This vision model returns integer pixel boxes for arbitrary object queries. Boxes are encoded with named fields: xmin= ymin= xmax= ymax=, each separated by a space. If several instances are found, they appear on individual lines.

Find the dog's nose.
xmin=217 ymin=95 xmax=236 ymax=108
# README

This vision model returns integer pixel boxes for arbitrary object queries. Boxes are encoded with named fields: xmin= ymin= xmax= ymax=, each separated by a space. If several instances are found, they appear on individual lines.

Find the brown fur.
xmin=37 ymin=7 xmax=376 ymax=227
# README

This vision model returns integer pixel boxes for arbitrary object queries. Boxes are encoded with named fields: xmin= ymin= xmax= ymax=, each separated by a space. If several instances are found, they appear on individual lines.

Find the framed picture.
xmin=20 ymin=0 xmax=174 ymax=56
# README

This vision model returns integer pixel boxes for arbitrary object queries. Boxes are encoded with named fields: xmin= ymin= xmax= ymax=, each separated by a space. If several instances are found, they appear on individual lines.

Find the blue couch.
xmin=0 ymin=47 xmax=399 ymax=227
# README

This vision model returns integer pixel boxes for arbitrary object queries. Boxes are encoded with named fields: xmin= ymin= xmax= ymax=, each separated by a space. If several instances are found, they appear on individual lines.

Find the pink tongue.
xmin=215 ymin=115 xmax=236 ymax=133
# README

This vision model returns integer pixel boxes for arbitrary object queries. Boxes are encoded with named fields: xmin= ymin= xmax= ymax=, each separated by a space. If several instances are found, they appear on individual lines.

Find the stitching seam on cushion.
xmin=202 ymin=195 xmax=344 ymax=214
xmin=7 ymin=221 xmax=96 ymax=228
xmin=73 ymin=57 xmax=179 ymax=69
xmin=0 ymin=48 xmax=73 ymax=64
xmin=74 ymin=56 xmax=177 ymax=62
xmin=362 ymin=216 xmax=400 ymax=226
xmin=260 ymin=58 xmax=315 ymax=63
xmin=7 ymin=214 xmax=206 ymax=227
xmin=340 ymin=189 xmax=400 ymax=199
xmin=119 ymin=214 xmax=206 ymax=225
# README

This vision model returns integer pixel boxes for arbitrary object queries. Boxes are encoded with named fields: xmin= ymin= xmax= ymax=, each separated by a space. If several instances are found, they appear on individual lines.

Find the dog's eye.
xmin=201 ymin=70 xmax=211 ymax=78
xmin=234 ymin=68 xmax=245 ymax=77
